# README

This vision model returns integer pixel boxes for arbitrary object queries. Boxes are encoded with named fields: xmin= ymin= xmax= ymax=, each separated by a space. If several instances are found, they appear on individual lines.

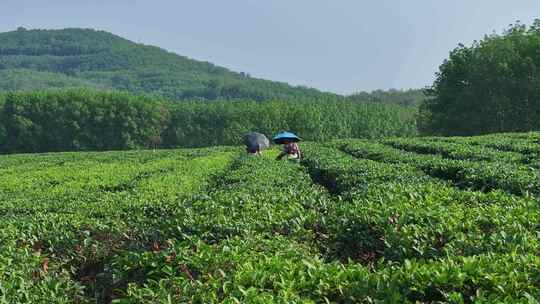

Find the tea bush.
xmin=1 ymin=132 xmax=540 ymax=303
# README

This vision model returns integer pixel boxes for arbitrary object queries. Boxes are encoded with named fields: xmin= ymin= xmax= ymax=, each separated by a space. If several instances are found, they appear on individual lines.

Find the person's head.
xmin=282 ymin=140 xmax=291 ymax=145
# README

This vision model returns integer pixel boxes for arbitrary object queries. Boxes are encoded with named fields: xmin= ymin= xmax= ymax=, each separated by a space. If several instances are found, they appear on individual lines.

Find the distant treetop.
xmin=348 ymin=88 xmax=426 ymax=106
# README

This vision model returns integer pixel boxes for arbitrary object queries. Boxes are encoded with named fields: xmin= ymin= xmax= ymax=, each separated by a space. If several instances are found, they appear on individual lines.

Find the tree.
xmin=419 ymin=20 xmax=540 ymax=136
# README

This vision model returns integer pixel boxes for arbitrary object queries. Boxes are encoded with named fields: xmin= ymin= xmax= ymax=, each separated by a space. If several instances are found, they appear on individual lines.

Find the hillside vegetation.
xmin=0 ymin=28 xmax=337 ymax=101
xmin=348 ymin=88 xmax=426 ymax=106
xmin=0 ymin=28 xmax=429 ymax=106
xmin=1 ymin=132 xmax=539 ymax=302
xmin=0 ymin=89 xmax=417 ymax=154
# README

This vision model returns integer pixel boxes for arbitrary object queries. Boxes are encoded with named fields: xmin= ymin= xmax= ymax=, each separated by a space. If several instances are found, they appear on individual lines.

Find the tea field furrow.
xmin=426 ymin=132 xmax=540 ymax=156
xmin=0 ymin=148 xmax=240 ymax=304
xmin=300 ymin=144 xmax=540 ymax=265
xmin=94 ymin=151 xmax=336 ymax=302
xmin=338 ymin=140 xmax=540 ymax=196
xmin=382 ymin=137 xmax=527 ymax=164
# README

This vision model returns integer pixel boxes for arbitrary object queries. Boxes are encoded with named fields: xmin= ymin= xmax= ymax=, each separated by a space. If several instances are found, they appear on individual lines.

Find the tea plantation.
xmin=1 ymin=132 xmax=540 ymax=303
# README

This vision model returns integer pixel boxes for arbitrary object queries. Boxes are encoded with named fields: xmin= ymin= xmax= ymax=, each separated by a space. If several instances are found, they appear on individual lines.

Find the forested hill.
xmin=0 ymin=28 xmax=336 ymax=101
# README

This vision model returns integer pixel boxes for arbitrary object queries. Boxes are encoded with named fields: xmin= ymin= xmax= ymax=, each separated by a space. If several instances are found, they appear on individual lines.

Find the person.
xmin=246 ymin=146 xmax=261 ymax=156
xmin=276 ymin=140 xmax=302 ymax=160
xmin=243 ymin=132 xmax=269 ymax=156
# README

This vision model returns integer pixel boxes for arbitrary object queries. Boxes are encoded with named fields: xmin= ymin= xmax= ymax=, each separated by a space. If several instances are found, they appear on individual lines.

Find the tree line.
xmin=0 ymin=89 xmax=417 ymax=154
xmin=419 ymin=20 xmax=540 ymax=136
xmin=348 ymin=88 xmax=426 ymax=107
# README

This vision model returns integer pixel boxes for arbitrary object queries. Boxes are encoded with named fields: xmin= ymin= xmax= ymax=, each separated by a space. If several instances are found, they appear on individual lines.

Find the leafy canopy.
xmin=420 ymin=20 xmax=540 ymax=135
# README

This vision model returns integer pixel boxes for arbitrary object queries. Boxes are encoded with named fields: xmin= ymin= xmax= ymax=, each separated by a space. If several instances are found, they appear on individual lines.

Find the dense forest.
xmin=419 ymin=20 xmax=540 ymax=136
xmin=0 ymin=28 xmax=338 ymax=101
xmin=348 ymin=88 xmax=426 ymax=106
xmin=0 ymin=89 xmax=416 ymax=154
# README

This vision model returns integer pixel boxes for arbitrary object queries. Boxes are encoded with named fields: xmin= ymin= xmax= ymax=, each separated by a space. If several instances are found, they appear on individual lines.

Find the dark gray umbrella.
xmin=243 ymin=132 xmax=270 ymax=151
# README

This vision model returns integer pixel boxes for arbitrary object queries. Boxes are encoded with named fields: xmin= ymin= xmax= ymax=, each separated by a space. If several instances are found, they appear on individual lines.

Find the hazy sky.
xmin=2 ymin=1 xmax=540 ymax=94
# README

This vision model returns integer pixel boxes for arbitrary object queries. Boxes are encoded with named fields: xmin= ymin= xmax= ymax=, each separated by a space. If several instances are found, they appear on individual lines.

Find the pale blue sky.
xmin=2 ymin=0 xmax=540 ymax=94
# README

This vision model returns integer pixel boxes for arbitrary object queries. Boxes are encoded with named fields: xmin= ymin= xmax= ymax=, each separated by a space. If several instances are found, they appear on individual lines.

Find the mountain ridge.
xmin=0 ymin=27 xmax=335 ymax=100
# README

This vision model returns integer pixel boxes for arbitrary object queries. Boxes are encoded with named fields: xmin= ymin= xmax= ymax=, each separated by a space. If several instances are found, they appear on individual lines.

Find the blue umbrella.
xmin=273 ymin=131 xmax=301 ymax=144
